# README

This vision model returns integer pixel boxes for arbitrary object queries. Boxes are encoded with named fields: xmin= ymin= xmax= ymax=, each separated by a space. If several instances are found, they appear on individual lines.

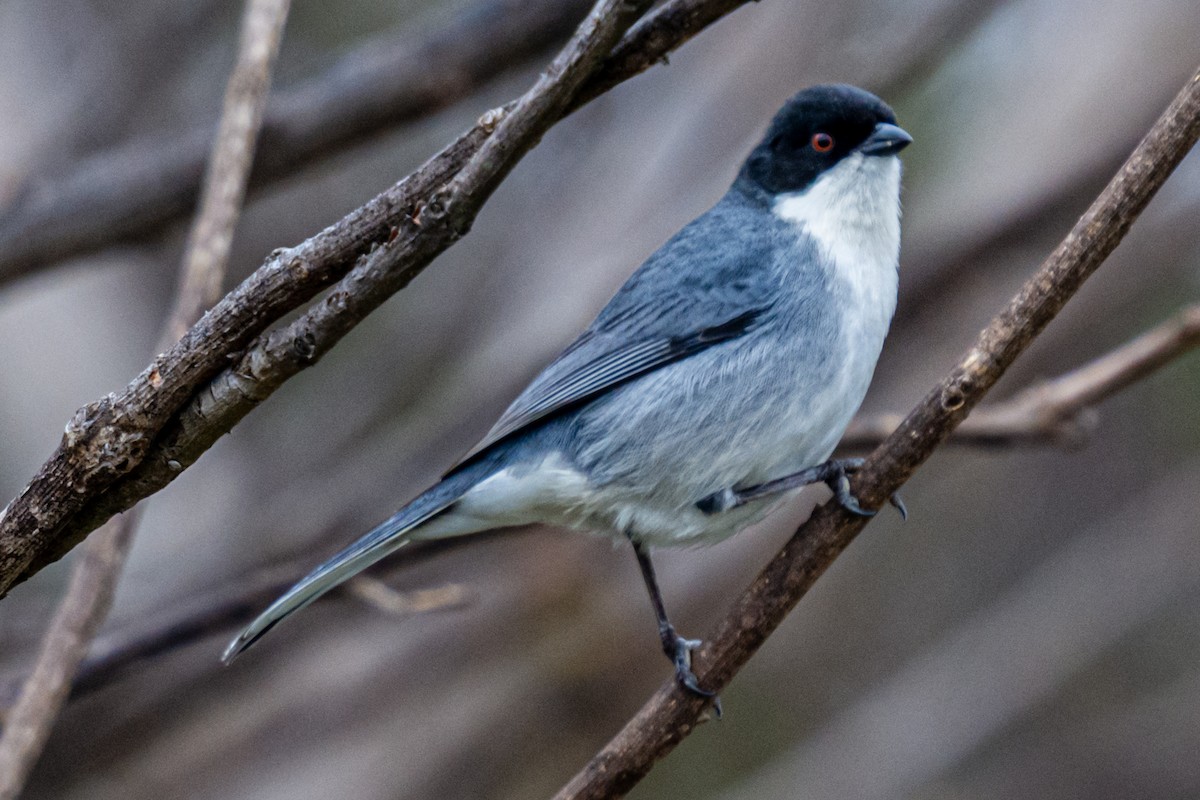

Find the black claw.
xmin=666 ymin=632 xmax=716 ymax=697
xmin=831 ymin=472 xmax=875 ymax=517
xmin=664 ymin=630 xmax=720 ymax=714
xmin=889 ymin=492 xmax=908 ymax=521
xmin=675 ymin=656 xmax=723 ymax=718
xmin=675 ymin=662 xmax=716 ymax=697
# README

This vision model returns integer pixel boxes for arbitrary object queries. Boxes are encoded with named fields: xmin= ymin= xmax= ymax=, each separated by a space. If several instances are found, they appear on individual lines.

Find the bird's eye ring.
xmin=811 ymin=133 xmax=835 ymax=152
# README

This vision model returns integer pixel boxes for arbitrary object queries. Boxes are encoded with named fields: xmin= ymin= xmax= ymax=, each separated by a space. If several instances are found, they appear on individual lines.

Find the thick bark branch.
xmin=0 ymin=0 xmax=755 ymax=595
xmin=552 ymin=65 xmax=1200 ymax=800
xmin=0 ymin=0 xmax=599 ymax=286
xmin=844 ymin=303 xmax=1200 ymax=448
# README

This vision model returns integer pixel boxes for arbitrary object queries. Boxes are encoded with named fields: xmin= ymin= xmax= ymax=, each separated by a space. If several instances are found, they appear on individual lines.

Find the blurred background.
xmin=1 ymin=0 xmax=1199 ymax=797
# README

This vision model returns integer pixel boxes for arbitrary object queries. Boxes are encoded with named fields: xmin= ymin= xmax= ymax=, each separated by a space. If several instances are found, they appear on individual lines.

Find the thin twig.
xmin=843 ymin=303 xmax=1200 ymax=448
xmin=552 ymin=65 xmax=1200 ymax=800
xmin=166 ymin=0 xmax=293 ymax=341
xmin=343 ymin=577 xmax=471 ymax=617
xmin=0 ymin=1 xmax=290 ymax=794
xmin=0 ymin=0 xmax=756 ymax=596
xmin=0 ymin=0 xmax=599 ymax=286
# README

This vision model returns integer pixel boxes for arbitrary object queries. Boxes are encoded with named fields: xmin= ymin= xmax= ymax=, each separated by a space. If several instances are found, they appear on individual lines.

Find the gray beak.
xmin=859 ymin=122 xmax=913 ymax=157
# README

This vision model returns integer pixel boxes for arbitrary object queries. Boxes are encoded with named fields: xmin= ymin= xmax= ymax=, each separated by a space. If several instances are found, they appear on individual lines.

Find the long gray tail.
xmin=222 ymin=468 xmax=485 ymax=664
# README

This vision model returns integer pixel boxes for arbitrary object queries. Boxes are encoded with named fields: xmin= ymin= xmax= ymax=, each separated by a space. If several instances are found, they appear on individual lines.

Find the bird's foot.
xmin=830 ymin=460 xmax=902 ymax=522
xmin=697 ymin=457 xmax=907 ymax=521
xmin=826 ymin=458 xmax=873 ymax=516
xmin=661 ymin=625 xmax=722 ymax=717
xmin=829 ymin=458 xmax=908 ymax=521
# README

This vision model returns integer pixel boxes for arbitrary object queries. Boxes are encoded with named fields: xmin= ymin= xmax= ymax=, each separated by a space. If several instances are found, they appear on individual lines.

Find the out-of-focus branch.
xmin=0 ymin=0 xmax=999 ymax=290
xmin=900 ymin=153 xmax=1124 ymax=313
xmin=843 ymin=303 xmax=1200 ymax=448
xmin=0 ymin=2 xmax=291 ymax=794
xmin=0 ymin=0 xmax=756 ymax=596
xmin=166 ymin=0 xmax=294 ymax=341
xmin=1 ymin=575 xmax=469 ymax=708
xmin=70 ymin=575 xmax=465 ymax=700
xmin=0 ymin=512 xmax=138 ymax=799
xmin=0 ymin=533 xmax=495 ymax=710
xmin=0 ymin=0 xmax=598 ymax=286
xmin=343 ymin=577 xmax=470 ymax=617
xmin=553 ymin=66 xmax=1200 ymax=800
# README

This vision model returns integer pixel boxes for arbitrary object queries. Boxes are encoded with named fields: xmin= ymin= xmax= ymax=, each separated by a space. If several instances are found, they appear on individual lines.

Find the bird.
xmin=223 ymin=84 xmax=912 ymax=699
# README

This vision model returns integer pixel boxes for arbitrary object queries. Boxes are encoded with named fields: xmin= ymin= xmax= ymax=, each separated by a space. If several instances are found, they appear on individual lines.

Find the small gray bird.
xmin=224 ymin=84 xmax=912 ymax=697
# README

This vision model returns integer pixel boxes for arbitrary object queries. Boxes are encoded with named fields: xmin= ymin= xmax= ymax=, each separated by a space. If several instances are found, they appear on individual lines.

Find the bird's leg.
xmin=697 ymin=457 xmax=907 ymax=520
xmin=625 ymin=531 xmax=720 ymax=711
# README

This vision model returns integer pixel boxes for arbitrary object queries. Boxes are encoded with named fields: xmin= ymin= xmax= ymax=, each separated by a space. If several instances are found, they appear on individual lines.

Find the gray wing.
xmin=450 ymin=192 xmax=784 ymax=471
xmin=454 ymin=306 xmax=768 ymax=466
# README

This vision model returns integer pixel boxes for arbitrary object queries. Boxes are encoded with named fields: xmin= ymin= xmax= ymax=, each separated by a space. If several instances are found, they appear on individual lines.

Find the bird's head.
xmin=738 ymin=84 xmax=912 ymax=197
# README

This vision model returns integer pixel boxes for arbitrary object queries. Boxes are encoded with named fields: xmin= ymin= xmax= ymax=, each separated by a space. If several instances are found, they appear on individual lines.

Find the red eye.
xmin=811 ymin=132 xmax=834 ymax=152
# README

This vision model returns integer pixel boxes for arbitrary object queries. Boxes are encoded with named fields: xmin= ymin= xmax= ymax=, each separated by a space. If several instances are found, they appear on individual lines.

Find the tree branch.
xmin=0 ymin=0 xmax=292 ymax=792
xmin=552 ymin=65 xmax=1200 ymax=800
xmin=0 ymin=0 xmax=600 ymax=286
xmin=843 ymin=302 xmax=1200 ymax=448
xmin=0 ymin=0 xmax=756 ymax=595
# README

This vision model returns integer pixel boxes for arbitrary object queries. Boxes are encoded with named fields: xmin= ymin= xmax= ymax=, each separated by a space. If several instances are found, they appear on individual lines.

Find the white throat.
xmin=772 ymin=153 xmax=902 ymax=312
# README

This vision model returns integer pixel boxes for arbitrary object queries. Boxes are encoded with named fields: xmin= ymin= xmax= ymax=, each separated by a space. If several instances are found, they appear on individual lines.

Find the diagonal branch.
xmin=0 ymin=0 xmax=599 ymax=287
xmin=0 ymin=0 xmax=292 ymax=795
xmin=843 ymin=302 xmax=1200 ymax=448
xmin=552 ymin=65 xmax=1200 ymax=800
xmin=0 ymin=0 xmax=757 ymax=596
